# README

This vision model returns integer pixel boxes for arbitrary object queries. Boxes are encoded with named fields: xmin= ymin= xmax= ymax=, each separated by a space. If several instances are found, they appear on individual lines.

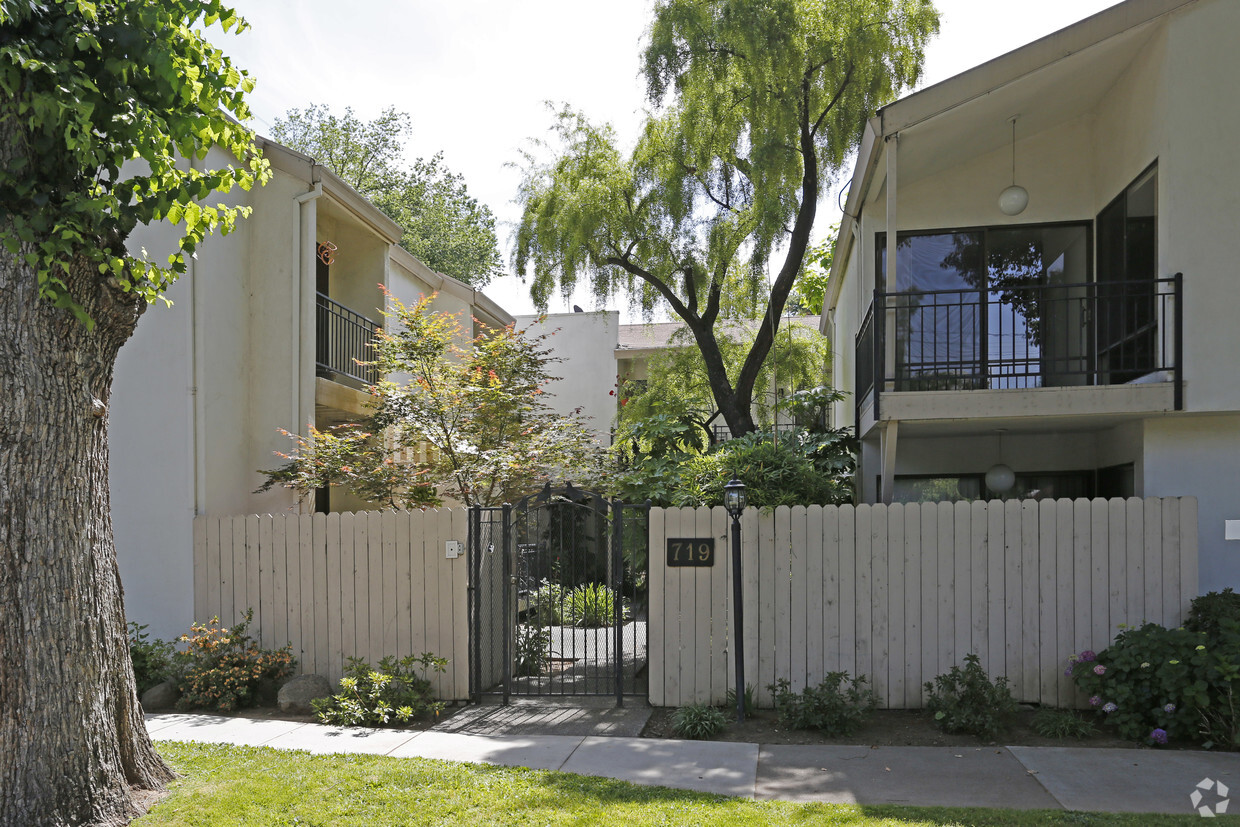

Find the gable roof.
xmin=823 ymin=0 xmax=1201 ymax=325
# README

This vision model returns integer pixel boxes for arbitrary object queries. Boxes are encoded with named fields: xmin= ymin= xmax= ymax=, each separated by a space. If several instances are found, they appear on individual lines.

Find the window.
xmin=878 ymin=223 xmax=1091 ymax=390
xmin=892 ymin=470 xmax=1095 ymax=503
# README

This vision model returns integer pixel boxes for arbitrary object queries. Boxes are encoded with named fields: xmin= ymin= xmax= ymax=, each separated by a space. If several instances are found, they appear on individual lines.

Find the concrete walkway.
xmin=147 ymin=712 xmax=1240 ymax=816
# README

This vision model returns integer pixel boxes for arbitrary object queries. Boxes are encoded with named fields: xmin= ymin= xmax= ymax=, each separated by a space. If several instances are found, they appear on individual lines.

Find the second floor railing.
xmin=316 ymin=293 xmax=380 ymax=387
xmin=855 ymin=275 xmax=1183 ymax=425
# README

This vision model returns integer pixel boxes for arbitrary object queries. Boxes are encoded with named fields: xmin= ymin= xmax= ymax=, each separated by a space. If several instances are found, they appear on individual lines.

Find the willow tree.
xmin=516 ymin=0 xmax=938 ymax=437
xmin=0 ymin=2 xmax=267 ymax=824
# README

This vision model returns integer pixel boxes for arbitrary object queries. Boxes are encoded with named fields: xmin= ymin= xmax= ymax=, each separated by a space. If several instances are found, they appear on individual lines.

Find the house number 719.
xmin=666 ymin=538 xmax=715 ymax=567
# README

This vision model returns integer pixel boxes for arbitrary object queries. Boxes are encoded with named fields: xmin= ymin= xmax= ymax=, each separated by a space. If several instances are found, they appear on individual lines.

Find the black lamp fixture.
xmin=723 ymin=475 xmax=747 ymax=722
xmin=723 ymin=476 xmax=747 ymax=518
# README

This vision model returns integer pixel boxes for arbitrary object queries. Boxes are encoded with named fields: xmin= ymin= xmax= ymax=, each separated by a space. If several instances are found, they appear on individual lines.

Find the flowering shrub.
xmin=176 ymin=610 xmax=296 ymax=712
xmin=1067 ymin=622 xmax=1240 ymax=746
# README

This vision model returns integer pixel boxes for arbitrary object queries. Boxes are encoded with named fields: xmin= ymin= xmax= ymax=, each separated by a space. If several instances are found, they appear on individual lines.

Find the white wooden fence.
xmin=192 ymin=510 xmax=470 ymax=699
xmin=649 ymin=497 xmax=1197 ymax=709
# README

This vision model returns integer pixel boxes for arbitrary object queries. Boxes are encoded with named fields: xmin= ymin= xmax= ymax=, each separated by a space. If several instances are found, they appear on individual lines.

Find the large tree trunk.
xmin=0 ymin=236 xmax=173 ymax=822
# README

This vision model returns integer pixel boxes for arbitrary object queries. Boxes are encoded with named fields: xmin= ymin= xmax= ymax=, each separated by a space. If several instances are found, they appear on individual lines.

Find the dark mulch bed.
xmin=640 ymin=705 xmax=1159 ymax=749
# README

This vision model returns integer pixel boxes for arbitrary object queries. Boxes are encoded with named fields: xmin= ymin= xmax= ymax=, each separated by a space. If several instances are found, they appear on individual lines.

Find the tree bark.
xmin=0 ymin=234 xmax=173 ymax=820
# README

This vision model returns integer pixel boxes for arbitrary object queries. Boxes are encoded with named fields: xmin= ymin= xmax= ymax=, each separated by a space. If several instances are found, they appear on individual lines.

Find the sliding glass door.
xmin=1096 ymin=165 xmax=1158 ymax=383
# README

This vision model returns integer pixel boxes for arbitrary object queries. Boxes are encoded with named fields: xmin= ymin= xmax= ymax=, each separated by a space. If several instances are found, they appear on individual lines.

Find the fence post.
xmin=501 ymin=502 xmax=512 ymax=706
xmin=613 ymin=500 xmax=625 ymax=707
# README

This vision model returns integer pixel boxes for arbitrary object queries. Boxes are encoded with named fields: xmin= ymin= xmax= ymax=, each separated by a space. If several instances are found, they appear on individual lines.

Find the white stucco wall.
xmin=113 ymin=147 xmax=308 ymax=637
xmin=1158 ymin=0 xmax=1240 ymax=413
xmin=1143 ymin=414 xmax=1240 ymax=593
xmin=515 ymin=312 xmax=620 ymax=444
xmin=110 ymin=271 xmax=196 ymax=641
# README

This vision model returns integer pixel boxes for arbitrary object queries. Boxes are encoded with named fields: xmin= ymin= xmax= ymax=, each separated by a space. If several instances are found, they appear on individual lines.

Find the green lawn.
xmin=137 ymin=742 xmax=1232 ymax=826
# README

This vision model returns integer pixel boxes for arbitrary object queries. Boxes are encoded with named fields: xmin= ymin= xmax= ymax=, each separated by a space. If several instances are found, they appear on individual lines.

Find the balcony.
xmin=855 ymin=275 xmax=1182 ymax=429
xmin=316 ymin=293 xmax=380 ymax=389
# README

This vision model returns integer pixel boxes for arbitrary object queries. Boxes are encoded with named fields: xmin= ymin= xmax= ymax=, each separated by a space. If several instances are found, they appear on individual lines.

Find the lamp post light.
xmin=723 ymin=476 xmax=747 ymax=723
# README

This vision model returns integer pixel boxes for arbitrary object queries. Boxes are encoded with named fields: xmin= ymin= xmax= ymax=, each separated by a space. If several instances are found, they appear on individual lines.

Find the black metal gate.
xmin=468 ymin=484 xmax=649 ymax=705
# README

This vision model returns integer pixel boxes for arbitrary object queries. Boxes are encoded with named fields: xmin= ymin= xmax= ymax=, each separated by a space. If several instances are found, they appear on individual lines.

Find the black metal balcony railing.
xmin=854 ymin=275 xmax=1183 ymax=425
xmin=316 ymin=292 xmax=380 ymax=387
xmin=711 ymin=419 xmax=825 ymax=443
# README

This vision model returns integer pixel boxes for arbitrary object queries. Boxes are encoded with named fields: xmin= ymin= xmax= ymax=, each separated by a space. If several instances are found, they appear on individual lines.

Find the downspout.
xmin=294 ymin=170 xmax=323 ymax=514
xmin=189 ymin=153 xmax=206 ymax=516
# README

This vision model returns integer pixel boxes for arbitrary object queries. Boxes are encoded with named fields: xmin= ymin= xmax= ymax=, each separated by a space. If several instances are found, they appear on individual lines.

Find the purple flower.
xmin=1093 ymin=664 xmax=1107 ymax=676
xmin=1064 ymin=667 xmax=1074 ymax=677
xmin=1103 ymin=702 xmax=1117 ymax=713
xmin=1164 ymin=703 xmax=1176 ymax=714
xmin=1089 ymin=695 xmax=1102 ymax=706
xmin=1150 ymin=728 xmax=1168 ymax=745
xmin=1080 ymin=650 xmax=1097 ymax=662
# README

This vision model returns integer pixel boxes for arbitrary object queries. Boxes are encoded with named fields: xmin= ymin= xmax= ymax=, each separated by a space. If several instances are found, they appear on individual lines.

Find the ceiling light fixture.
xmin=998 ymin=116 xmax=1029 ymax=216
xmin=985 ymin=428 xmax=1016 ymax=496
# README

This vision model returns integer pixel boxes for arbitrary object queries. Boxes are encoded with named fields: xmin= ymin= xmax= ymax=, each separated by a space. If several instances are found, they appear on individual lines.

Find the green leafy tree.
xmin=263 ymin=295 xmax=601 ymax=507
xmin=618 ymin=317 xmax=830 ymax=438
xmin=271 ymin=104 xmax=502 ymax=287
xmin=788 ymin=231 xmax=837 ymax=315
xmin=515 ymin=0 xmax=938 ymax=438
xmin=0 ymin=2 xmax=267 ymax=822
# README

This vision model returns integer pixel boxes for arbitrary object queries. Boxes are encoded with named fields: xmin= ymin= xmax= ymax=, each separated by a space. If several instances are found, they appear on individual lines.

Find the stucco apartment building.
xmin=111 ymin=137 xmax=511 ymax=638
xmin=822 ymin=0 xmax=1240 ymax=592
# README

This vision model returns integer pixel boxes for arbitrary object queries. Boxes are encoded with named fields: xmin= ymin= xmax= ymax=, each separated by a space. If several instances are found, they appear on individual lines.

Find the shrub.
xmin=1067 ymin=622 xmax=1240 ymax=746
xmin=176 ymin=610 xmax=296 ymax=712
xmin=724 ymin=684 xmax=758 ymax=719
xmin=671 ymin=703 xmax=729 ymax=739
xmin=564 ymin=583 xmax=626 ymax=627
xmin=769 ymin=673 xmax=879 ymax=736
xmin=527 ymin=580 xmax=565 ymax=625
xmin=1031 ymin=708 xmax=1097 ymax=739
xmin=1200 ymin=685 xmax=1240 ymax=751
xmin=676 ymin=430 xmax=854 ymax=508
xmin=313 ymin=654 xmax=447 ymax=727
xmin=129 ymin=621 xmax=177 ymax=695
xmin=1186 ymin=589 xmax=1240 ymax=641
xmin=513 ymin=625 xmax=551 ymax=678
xmin=924 ymin=654 xmax=1017 ymax=740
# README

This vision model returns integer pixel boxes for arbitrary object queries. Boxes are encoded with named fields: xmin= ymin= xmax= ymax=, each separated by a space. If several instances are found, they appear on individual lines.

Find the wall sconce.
xmin=998 ymin=116 xmax=1028 ymax=216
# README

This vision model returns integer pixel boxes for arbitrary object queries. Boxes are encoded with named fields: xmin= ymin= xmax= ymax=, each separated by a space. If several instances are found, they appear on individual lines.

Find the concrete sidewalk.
xmin=147 ymin=712 xmax=1240 ymax=816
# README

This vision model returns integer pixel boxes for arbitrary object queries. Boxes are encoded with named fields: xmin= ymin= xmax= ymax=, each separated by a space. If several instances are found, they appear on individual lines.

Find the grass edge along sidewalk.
xmin=134 ymin=742 xmax=1231 ymax=826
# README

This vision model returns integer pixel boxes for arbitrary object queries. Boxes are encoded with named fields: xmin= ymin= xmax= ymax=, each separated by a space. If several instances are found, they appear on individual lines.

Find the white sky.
xmin=221 ymin=0 xmax=1122 ymax=319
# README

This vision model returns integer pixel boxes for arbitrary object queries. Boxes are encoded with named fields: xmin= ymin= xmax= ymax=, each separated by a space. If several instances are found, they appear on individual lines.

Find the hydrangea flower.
xmin=1164 ymin=703 xmax=1176 ymax=714
xmin=1093 ymin=664 xmax=1106 ymax=676
xmin=1064 ymin=667 xmax=1074 ymax=677
xmin=1089 ymin=695 xmax=1102 ymax=706
xmin=1103 ymin=702 xmax=1118 ymax=713
xmin=1141 ymin=662 xmax=1151 ymax=669
xmin=1068 ymin=654 xmax=1079 ymax=663
xmin=1080 ymin=650 xmax=1096 ymax=662
xmin=1150 ymin=728 xmax=1168 ymax=745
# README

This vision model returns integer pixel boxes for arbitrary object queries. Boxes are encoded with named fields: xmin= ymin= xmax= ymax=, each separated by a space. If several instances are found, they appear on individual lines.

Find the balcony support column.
xmin=880 ymin=419 xmax=899 ymax=505
xmin=884 ymin=135 xmax=898 ymax=394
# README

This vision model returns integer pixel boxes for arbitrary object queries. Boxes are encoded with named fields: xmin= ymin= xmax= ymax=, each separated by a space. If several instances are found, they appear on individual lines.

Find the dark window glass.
xmin=1096 ymin=166 xmax=1158 ymax=383
xmin=879 ymin=224 xmax=1089 ymax=391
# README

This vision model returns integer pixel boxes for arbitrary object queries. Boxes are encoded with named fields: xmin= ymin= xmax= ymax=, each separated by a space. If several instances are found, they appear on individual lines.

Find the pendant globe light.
xmin=998 ymin=116 xmax=1029 ymax=216
xmin=985 ymin=429 xmax=1016 ymax=496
